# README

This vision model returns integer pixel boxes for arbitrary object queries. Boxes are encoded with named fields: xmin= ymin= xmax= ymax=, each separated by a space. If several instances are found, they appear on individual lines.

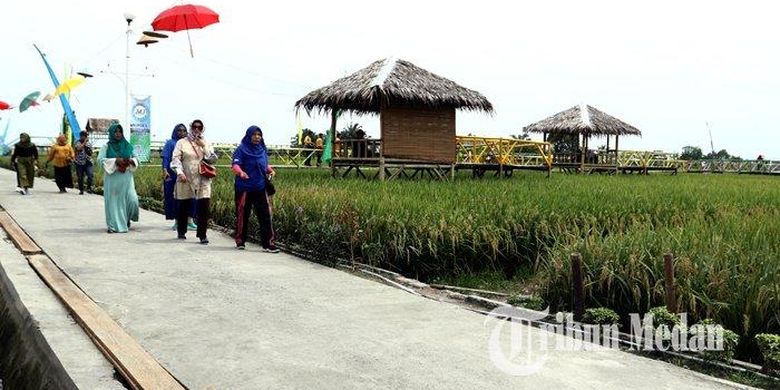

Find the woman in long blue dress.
xmin=162 ymin=123 xmax=196 ymax=230
xmin=98 ymin=123 xmax=140 ymax=233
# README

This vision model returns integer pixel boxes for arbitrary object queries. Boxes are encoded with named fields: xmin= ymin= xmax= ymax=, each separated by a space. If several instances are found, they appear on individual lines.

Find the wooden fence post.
xmin=664 ymin=252 xmax=676 ymax=312
xmin=571 ymin=253 xmax=585 ymax=321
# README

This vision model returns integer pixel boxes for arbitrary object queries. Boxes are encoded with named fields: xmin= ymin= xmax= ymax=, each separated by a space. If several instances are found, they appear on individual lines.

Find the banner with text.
xmin=129 ymin=95 xmax=151 ymax=162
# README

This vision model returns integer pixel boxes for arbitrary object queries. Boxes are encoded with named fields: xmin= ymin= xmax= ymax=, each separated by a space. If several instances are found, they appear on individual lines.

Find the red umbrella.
xmin=152 ymin=4 xmax=219 ymax=57
xmin=0 ymin=101 xmax=10 ymax=110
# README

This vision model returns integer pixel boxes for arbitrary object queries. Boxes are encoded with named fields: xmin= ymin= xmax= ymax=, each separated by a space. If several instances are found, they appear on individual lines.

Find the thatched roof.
xmin=524 ymin=104 xmax=641 ymax=136
xmin=85 ymin=118 xmax=119 ymax=133
xmin=294 ymin=58 xmax=493 ymax=114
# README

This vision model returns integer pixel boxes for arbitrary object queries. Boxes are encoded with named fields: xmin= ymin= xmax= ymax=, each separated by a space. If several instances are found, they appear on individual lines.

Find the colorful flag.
xmin=322 ymin=132 xmax=333 ymax=165
xmin=33 ymin=44 xmax=81 ymax=140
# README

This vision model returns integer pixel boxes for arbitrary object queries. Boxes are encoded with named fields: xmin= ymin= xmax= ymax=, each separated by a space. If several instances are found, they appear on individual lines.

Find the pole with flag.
xmin=33 ymin=44 xmax=81 ymax=140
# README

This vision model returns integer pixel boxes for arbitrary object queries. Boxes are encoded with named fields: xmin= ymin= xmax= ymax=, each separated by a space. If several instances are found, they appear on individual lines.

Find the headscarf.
xmin=56 ymin=134 xmax=67 ymax=146
xmin=17 ymin=133 xmax=32 ymax=148
xmin=162 ymin=123 xmax=186 ymax=170
xmin=238 ymin=125 xmax=266 ymax=158
xmin=170 ymin=123 xmax=186 ymax=142
xmin=105 ymin=122 xmax=134 ymax=158
xmin=188 ymin=119 xmax=204 ymax=141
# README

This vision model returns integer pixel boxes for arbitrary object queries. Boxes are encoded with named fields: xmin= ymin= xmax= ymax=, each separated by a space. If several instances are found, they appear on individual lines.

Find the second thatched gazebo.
xmin=524 ymin=104 xmax=642 ymax=172
xmin=295 ymin=58 xmax=493 ymax=179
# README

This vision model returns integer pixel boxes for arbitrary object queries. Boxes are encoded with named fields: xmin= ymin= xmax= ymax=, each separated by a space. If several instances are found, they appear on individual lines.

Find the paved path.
xmin=0 ymin=169 xmax=747 ymax=389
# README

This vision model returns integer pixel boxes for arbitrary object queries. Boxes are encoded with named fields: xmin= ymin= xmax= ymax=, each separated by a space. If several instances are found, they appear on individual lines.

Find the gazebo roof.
xmin=294 ymin=58 xmax=494 ymax=115
xmin=524 ymin=104 xmax=642 ymax=136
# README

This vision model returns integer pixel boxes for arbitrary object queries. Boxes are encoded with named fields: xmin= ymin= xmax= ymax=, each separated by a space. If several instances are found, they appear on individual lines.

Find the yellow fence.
xmin=455 ymin=136 xmax=552 ymax=167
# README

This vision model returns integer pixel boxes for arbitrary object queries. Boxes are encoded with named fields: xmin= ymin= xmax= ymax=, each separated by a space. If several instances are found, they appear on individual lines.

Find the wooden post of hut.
xmin=615 ymin=135 xmax=620 ymax=174
xmin=379 ymin=141 xmax=386 ymax=181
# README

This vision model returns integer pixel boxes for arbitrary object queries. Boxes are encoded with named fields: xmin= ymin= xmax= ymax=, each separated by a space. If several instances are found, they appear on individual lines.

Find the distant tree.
xmin=706 ymin=149 xmax=741 ymax=161
xmin=339 ymin=122 xmax=363 ymax=139
xmin=680 ymin=146 xmax=703 ymax=160
xmin=290 ymin=128 xmax=316 ymax=147
xmin=547 ymin=133 xmax=579 ymax=155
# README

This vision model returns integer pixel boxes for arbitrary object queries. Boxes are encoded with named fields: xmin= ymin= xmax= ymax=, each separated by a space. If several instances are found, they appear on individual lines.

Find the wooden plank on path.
xmin=27 ymin=254 xmax=184 ymax=390
xmin=0 ymin=211 xmax=42 ymax=254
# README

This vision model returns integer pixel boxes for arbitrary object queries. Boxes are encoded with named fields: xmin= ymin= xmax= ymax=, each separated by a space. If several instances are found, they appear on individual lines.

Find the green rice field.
xmin=2 ymin=157 xmax=778 ymax=361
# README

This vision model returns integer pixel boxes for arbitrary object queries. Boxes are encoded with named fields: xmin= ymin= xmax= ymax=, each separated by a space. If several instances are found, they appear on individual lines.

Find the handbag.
xmin=265 ymin=174 xmax=276 ymax=196
xmin=189 ymin=138 xmax=217 ymax=178
xmin=199 ymin=160 xmax=217 ymax=178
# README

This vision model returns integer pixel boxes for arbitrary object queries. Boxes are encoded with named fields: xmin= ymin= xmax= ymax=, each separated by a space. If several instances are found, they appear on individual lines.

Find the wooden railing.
xmin=333 ymin=139 xmax=383 ymax=159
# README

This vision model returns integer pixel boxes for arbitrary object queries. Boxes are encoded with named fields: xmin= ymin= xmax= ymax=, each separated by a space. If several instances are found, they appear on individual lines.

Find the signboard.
xmin=129 ymin=95 xmax=151 ymax=162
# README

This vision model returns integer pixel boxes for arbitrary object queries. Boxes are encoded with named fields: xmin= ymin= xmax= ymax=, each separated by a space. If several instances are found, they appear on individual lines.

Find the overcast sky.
xmin=2 ymin=0 xmax=778 ymax=158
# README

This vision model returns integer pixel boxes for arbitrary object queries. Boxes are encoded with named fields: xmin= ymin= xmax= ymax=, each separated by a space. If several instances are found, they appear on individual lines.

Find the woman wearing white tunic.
xmin=97 ymin=123 xmax=140 ymax=233
xmin=170 ymin=119 xmax=217 ymax=244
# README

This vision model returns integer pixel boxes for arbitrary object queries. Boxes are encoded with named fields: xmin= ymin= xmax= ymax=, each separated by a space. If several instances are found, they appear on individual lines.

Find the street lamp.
xmin=124 ymin=12 xmax=135 ymax=129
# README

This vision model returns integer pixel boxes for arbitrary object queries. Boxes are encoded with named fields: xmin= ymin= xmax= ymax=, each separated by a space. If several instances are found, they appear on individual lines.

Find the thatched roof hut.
xmin=524 ymin=104 xmax=641 ymax=170
xmin=295 ymin=58 xmax=493 ymax=114
xmin=524 ymin=104 xmax=641 ymax=136
xmin=295 ymin=58 xmax=493 ymax=166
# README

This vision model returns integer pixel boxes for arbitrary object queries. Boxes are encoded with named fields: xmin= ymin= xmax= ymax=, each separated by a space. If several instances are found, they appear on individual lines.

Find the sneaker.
xmin=15 ymin=187 xmax=23 ymax=194
xmin=24 ymin=188 xmax=31 ymax=195
xmin=199 ymin=237 xmax=209 ymax=245
xmin=79 ymin=190 xmax=84 ymax=195
xmin=187 ymin=222 xmax=198 ymax=230
xmin=236 ymin=243 xmax=246 ymax=250
xmin=262 ymin=245 xmax=280 ymax=253
xmin=177 ymin=235 xmax=186 ymax=240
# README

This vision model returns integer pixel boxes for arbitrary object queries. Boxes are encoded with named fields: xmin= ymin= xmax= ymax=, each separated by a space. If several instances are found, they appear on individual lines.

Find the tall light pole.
xmin=124 ymin=12 xmax=135 ymax=129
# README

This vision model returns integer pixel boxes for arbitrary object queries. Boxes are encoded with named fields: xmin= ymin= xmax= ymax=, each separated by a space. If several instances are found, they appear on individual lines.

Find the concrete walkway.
xmin=0 ymin=169 xmax=747 ymax=389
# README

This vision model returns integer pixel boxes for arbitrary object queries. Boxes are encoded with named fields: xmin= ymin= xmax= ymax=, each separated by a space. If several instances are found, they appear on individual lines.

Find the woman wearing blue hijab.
xmin=162 ymin=123 xmax=196 ymax=229
xmin=231 ymin=125 xmax=278 ymax=252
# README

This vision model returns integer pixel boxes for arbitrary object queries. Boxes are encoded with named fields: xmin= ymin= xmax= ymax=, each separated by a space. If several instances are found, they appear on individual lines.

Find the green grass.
xmin=2 ymin=156 xmax=778 ymax=362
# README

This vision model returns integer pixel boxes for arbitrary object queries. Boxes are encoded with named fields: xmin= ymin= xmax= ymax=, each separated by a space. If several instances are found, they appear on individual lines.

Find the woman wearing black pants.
xmin=170 ymin=119 xmax=216 ymax=244
xmin=231 ymin=125 xmax=278 ymax=252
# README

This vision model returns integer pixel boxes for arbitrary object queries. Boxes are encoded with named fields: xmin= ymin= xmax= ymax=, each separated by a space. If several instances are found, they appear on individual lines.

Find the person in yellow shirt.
xmin=47 ymin=134 xmax=75 ymax=193
xmin=315 ymin=133 xmax=324 ymax=166
xmin=303 ymin=134 xmax=314 ymax=166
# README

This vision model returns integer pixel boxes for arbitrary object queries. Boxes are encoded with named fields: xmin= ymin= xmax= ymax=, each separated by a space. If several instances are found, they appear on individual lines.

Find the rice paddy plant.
xmin=2 ymin=156 xmax=777 ymax=360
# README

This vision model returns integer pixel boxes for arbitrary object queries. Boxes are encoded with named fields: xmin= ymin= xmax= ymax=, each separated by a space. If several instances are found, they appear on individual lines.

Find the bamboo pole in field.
xmin=664 ymin=252 xmax=676 ymax=312
xmin=571 ymin=252 xmax=585 ymax=320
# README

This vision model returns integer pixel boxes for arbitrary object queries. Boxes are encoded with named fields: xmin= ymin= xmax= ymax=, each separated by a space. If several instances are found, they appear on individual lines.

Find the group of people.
xmin=9 ymin=131 xmax=94 ymax=195
xmin=303 ymin=132 xmax=325 ymax=166
xmin=9 ymin=120 xmax=279 ymax=252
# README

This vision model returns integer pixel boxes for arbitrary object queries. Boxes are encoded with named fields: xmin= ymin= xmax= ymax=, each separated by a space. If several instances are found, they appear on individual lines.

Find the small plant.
xmin=755 ymin=333 xmax=780 ymax=376
xmin=507 ymin=294 xmax=546 ymax=311
xmin=648 ymin=306 xmax=680 ymax=328
xmin=689 ymin=319 xmax=739 ymax=362
xmin=582 ymin=307 xmax=620 ymax=325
